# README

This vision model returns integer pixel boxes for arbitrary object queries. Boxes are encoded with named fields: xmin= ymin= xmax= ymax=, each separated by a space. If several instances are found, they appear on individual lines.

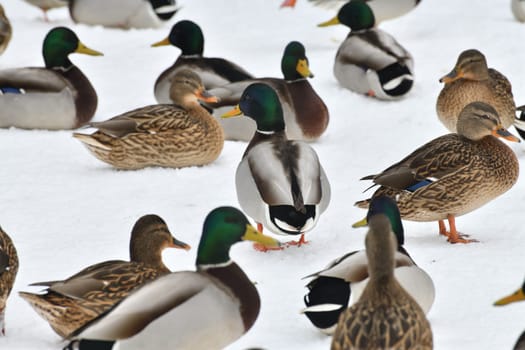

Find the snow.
xmin=1 ymin=0 xmax=525 ymax=349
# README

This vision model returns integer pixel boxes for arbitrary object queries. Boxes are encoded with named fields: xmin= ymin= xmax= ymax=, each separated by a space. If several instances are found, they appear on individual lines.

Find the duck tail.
xmin=73 ymin=133 xmax=111 ymax=151
xmin=354 ymin=199 xmax=370 ymax=209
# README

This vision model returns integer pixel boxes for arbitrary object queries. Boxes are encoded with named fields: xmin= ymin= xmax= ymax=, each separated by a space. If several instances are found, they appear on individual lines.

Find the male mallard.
xmin=222 ymin=83 xmax=331 ymax=247
xmin=152 ymin=20 xmax=254 ymax=103
xmin=68 ymin=0 xmax=178 ymax=29
xmin=64 ymin=207 xmax=280 ymax=350
xmin=0 ymin=227 xmax=18 ymax=336
xmin=302 ymin=196 xmax=434 ymax=335
xmin=437 ymin=49 xmax=516 ymax=132
xmin=74 ymin=69 xmax=224 ymax=170
xmin=355 ymin=102 xmax=520 ymax=243
xmin=0 ymin=26 xmax=102 ymax=130
xmin=494 ymin=277 xmax=525 ymax=350
xmin=19 ymin=214 xmax=190 ymax=339
xmin=207 ymin=41 xmax=329 ymax=142
xmin=318 ymin=1 xmax=414 ymax=100
xmin=331 ymin=198 xmax=433 ymax=350
xmin=282 ymin=0 xmax=421 ymax=24
xmin=0 ymin=5 xmax=11 ymax=55
xmin=22 ymin=0 xmax=68 ymax=21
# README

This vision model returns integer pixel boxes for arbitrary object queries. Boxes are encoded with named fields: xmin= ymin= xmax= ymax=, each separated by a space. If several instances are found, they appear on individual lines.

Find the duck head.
xmin=152 ymin=20 xmax=204 ymax=56
xmin=440 ymin=49 xmax=489 ymax=83
xmin=281 ymin=41 xmax=313 ymax=80
xmin=318 ymin=1 xmax=375 ymax=31
xmin=43 ymin=26 xmax=102 ymax=69
xmin=169 ymin=69 xmax=219 ymax=106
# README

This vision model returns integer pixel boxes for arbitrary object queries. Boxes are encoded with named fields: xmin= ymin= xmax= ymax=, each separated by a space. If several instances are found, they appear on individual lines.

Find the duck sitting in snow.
xmin=0 ymin=5 xmax=11 ymax=55
xmin=355 ymin=102 xmax=520 ymax=244
xmin=74 ymin=69 xmax=224 ymax=170
xmin=302 ymin=196 xmax=434 ymax=335
xmin=207 ymin=41 xmax=329 ymax=142
xmin=0 ymin=26 xmax=102 ymax=130
xmin=437 ymin=49 xmax=516 ymax=133
xmin=0 ymin=226 xmax=18 ymax=336
xmin=152 ymin=20 xmax=254 ymax=103
xmin=222 ymin=83 xmax=331 ymax=249
xmin=68 ymin=0 xmax=178 ymax=29
xmin=19 ymin=215 xmax=190 ymax=339
xmin=331 ymin=197 xmax=433 ymax=350
xmin=318 ymin=0 xmax=414 ymax=100
xmin=64 ymin=207 xmax=280 ymax=350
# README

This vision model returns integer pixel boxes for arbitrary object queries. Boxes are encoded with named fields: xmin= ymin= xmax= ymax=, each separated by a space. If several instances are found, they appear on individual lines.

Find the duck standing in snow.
xmin=0 ymin=227 xmax=18 ymax=336
xmin=355 ymin=102 xmax=519 ymax=243
xmin=207 ymin=41 xmax=329 ymax=142
xmin=64 ymin=207 xmax=280 ymax=350
xmin=302 ymin=196 xmax=434 ymax=335
xmin=437 ymin=49 xmax=516 ymax=133
xmin=331 ymin=197 xmax=433 ymax=350
xmin=19 ymin=215 xmax=190 ymax=339
xmin=74 ymin=69 xmax=224 ymax=170
xmin=0 ymin=26 xmax=102 ymax=130
xmin=318 ymin=1 xmax=414 ymax=100
xmin=152 ymin=20 xmax=254 ymax=103
xmin=68 ymin=0 xmax=178 ymax=29
xmin=0 ymin=5 xmax=11 ymax=54
xmin=222 ymin=83 xmax=330 ymax=249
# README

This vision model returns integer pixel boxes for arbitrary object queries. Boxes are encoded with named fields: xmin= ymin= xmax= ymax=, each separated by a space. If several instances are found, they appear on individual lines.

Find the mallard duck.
xmin=318 ymin=1 xmax=414 ymax=100
xmin=222 ymin=83 xmax=331 ymax=247
xmin=22 ymin=0 xmax=68 ymax=21
xmin=512 ymin=0 xmax=525 ymax=22
xmin=437 ymin=49 xmax=516 ymax=132
xmin=19 ymin=214 xmax=190 ymax=339
xmin=152 ymin=20 xmax=254 ymax=103
xmin=0 ymin=227 xmax=18 ymax=336
xmin=0 ymin=5 xmax=11 ymax=55
xmin=514 ymin=105 xmax=525 ymax=139
xmin=355 ymin=102 xmax=520 ymax=243
xmin=331 ymin=197 xmax=433 ymax=350
xmin=0 ymin=26 xmax=102 ymax=130
xmin=64 ymin=207 xmax=280 ymax=350
xmin=207 ymin=41 xmax=329 ymax=142
xmin=494 ymin=277 xmax=525 ymax=350
xmin=68 ymin=0 xmax=178 ymax=29
xmin=74 ymin=69 xmax=224 ymax=170
xmin=283 ymin=0 xmax=421 ymax=24
xmin=302 ymin=196 xmax=434 ymax=335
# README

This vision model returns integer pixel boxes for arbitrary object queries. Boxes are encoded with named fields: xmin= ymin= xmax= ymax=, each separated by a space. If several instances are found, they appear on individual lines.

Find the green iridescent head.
xmin=237 ymin=83 xmax=286 ymax=133
xmin=152 ymin=20 xmax=204 ymax=56
xmin=281 ymin=41 xmax=313 ymax=81
xmin=339 ymin=1 xmax=375 ymax=30
xmin=196 ymin=207 xmax=279 ymax=265
xmin=42 ymin=27 xmax=103 ymax=69
xmin=353 ymin=196 xmax=404 ymax=245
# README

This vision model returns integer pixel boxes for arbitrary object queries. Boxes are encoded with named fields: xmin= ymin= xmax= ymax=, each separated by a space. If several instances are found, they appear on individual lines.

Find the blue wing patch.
xmin=0 ymin=87 xmax=25 ymax=94
xmin=405 ymin=179 xmax=433 ymax=192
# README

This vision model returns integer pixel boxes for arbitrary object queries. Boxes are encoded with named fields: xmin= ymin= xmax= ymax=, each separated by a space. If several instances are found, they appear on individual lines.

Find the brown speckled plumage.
xmin=437 ymin=49 xmax=516 ymax=131
xmin=331 ymin=214 xmax=432 ymax=350
xmin=0 ymin=227 xmax=18 ymax=335
xmin=19 ymin=215 xmax=190 ymax=338
xmin=356 ymin=102 xmax=519 ymax=242
xmin=0 ymin=5 xmax=11 ymax=55
xmin=74 ymin=70 xmax=224 ymax=170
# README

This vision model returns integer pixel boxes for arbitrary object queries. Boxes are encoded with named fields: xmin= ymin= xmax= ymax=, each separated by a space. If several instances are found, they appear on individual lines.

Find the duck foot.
xmin=253 ymin=242 xmax=284 ymax=252
xmin=367 ymin=90 xmax=376 ymax=97
xmin=280 ymin=0 xmax=297 ymax=8
xmin=438 ymin=216 xmax=478 ymax=244
xmin=284 ymin=233 xmax=308 ymax=247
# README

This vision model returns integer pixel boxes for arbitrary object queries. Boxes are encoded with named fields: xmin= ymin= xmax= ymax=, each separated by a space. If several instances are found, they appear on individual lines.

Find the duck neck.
xmin=130 ymin=245 xmax=170 ymax=273
xmin=244 ymin=129 xmax=287 ymax=157
xmin=199 ymin=261 xmax=260 ymax=331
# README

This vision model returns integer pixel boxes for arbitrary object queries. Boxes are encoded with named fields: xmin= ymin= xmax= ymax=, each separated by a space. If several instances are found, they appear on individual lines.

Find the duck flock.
xmin=1 ymin=0 xmax=525 ymax=349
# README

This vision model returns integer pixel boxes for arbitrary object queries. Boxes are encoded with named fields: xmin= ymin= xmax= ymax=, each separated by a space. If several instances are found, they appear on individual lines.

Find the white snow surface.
xmin=1 ymin=0 xmax=525 ymax=349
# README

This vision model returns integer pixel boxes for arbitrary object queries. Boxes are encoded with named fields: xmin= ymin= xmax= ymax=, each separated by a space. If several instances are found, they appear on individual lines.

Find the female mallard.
xmin=355 ymin=102 xmax=520 ymax=243
xmin=318 ymin=1 xmax=414 ymax=100
xmin=437 ymin=49 xmax=516 ymax=132
xmin=303 ymin=196 xmax=434 ymax=335
xmin=331 ymin=198 xmax=433 ymax=350
xmin=0 ymin=26 xmax=102 ymax=130
xmin=282 ymin=0 xmax=421 ymax=24
xmin=0 ymin=227 xmax=18 ymax=336
xmin=22 ymin=0 xmax=68 ymax=21
xmin=64 ymin=207 xmax=280 ymax=350
xmin=19 ymin=214 xmax=190 ymax=339
xmin=222 ymin=83 xmax=331 ymax=248
xmin=0 ymin=5 xmax=11 ymax=55
xmin=207 ymin=41 xmax=329 ymax=142
xmin=68 ymin=0 xmax=178 ymax=29
xmin=74 ymin=69 xmax=224 ymax=170
xmin=152 ymin=20 xmax=254 ymax=103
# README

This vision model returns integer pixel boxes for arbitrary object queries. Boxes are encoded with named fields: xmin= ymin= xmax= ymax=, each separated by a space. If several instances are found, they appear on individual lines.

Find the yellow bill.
xmin=76 ymin=42 xmax=103 ymax=56
xmin=242 ymin=224 xmax=281 ymax=248
xmin=221 ymin=105 xmax=243 ymax=118
xmin=494 ymin=288 xmax=525 ymax=306
xmin=318 ymin=16 xmax=340 ymax=27
xmin=151 ymin=37 xmax=171 ymax=47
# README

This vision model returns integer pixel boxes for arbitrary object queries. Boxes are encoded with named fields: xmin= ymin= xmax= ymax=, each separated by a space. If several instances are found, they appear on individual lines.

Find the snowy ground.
xmin=1 ymin=0 xmax=525 ymax=349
